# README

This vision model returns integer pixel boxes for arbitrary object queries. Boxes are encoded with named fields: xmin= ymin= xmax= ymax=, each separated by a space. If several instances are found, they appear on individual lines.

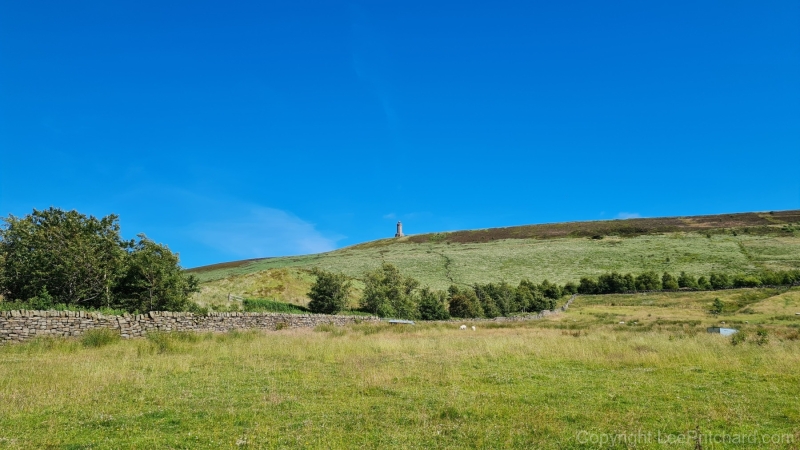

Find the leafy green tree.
xmin=539 ymin=279 xmax=562 ymax=300
xmin=732 ymin=274 xmax=762 ymax=288
xmin=360 ymin=263 xmax=420 ymax=319
xmin=115 ymin=235 xmax=199 ymax=312
xmin=598 ymin=272 xmax=632 ymax=294
xmin=709 ymin=272 xmax=731 ymax=289
xmin=447 ymin=285 xmax=484 ymax=318
xmin=677 ymin=271 xmax=698 ymax=289
xmin=418 ymin=288 xmax=450 ymax=320
xmin=0 ymin=209 xmax=199 ymax=312
xmin=635 ymin=271 xmax=662 ymax=291
xmin=562 ymin=281 xmax=578 ymax=296
xmin=0 ymin=208 xmax=126 ymax=307
xmin=662 ymin=272 xmax=679 ymax=290
xmin=578 ymin=277 xmax=599 ymax=294
xmin=515 ymin=280 xmax=552 ymax=312
xmin=697 ymin=276 xmax=711 ymax=290
xmin=481 ymin=282 xmax=516 ymax=316
xmin=306 ymin=268 xmax=351 ymax=314
xmin=474 ymin=284 xmax=501 ymax=318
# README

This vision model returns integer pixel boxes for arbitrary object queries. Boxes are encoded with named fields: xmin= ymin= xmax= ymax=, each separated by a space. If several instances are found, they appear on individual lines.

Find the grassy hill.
xmin=187 ymin=210 xmax=800 ymax=308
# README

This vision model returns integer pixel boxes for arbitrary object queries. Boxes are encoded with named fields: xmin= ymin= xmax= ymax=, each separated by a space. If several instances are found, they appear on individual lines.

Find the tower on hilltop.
xmin=395 ymin=221 xmax=404 ymax=238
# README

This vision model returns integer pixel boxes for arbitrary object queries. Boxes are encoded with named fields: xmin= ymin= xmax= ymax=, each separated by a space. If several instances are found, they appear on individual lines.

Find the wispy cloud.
xmin=616 ymin=212 xmax=641 ymax=219
xmin=382 ymin=213 xmax=396 ymax=220
xmin=190 ymin=206 xmax=339 ymax=258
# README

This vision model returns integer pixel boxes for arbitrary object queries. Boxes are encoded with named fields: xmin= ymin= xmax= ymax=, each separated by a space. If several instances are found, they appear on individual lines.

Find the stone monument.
xmin=395 ymin=221 xmax=404 ymax=238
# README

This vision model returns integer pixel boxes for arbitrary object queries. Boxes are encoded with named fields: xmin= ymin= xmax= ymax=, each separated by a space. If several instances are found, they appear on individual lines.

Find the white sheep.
xmin=471 ymin=326 xmax=476 ymax=331
xmin=460 ymin=325 xmax=467 ymax=330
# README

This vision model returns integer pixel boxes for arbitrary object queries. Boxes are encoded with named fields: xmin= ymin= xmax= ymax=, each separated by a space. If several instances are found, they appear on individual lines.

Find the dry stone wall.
xmin=0 ymin=310 xmax=381 ymax=344
xmin=0 ymin=295 xmax=578 ymax=344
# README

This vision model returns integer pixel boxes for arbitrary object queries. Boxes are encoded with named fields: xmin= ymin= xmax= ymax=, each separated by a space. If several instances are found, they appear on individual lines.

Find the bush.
xmin=81 ymin=328 xmax=120 ymax=348
xmin=697 ymin=276 xmax=711 ymax=290
xmin=578 ymin=277 xmax=599 ymax=294
xmin=448 ymin=285 xmax=484 ymax=318
xmin=710 ymin=298 xmax=724 ymax=315
xmin=677 ymin=271 xmax=698 ymax=289
xmin=242 ymin=298 xmax=309 ymax=314
xmin=307 ymin=268 xmax=351 ymax=314
xmin=710 ymin=272 xmax=732 ymax=289
xmin=662 ymin=272 xmax=679 ymax=290
xmin=418 ymin=288 xmax=450 ymax=320
xmin=562 ymin=281 xmax=578 ymax=296
xmin=755 ymin=329 xmax=768 ymax=346
xmin=635 ymin=271 xmax=662 ymax=291
xmin=733 ymin=275 xmax=762 ymax=288
xmin=731 ymin=332 xmax=746 ymax=346
xmin=360 ymin=263 xmax=420 ymax=319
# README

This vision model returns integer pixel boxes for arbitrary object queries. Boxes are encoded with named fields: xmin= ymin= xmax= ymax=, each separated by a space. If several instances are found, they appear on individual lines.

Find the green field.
xmin=190 ymin=232 xmax=800 ymax=309
xmin=1 ymin=288 xmax=798 ymax=449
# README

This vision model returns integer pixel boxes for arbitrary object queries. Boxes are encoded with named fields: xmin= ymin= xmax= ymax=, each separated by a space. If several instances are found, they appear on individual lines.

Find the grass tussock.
xmin=80 ymin=328 xmax=120 ymax=348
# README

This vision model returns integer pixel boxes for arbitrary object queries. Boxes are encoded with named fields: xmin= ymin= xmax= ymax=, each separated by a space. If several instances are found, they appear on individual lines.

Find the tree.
xmin=677 ymin=271 xmax=698 ymax=289
xmin=539 ymin=279 xmax=562 ymax=300
xmin=306 ymin=268 xmax=351 ymax=314
xmin=360 ymin=263 xmax=419 ymax=319
xmin=0 ymin=208 xmax=199 ymax=312
xmin=418 ymin=288 xmax=450 ymax=320
xmin=635 ymin=271 xmax=662 ymax=291
xmin=662 ymin=272 xmax=679 ymax=290
xmin=697 ymin=276 xmax=711 ymax=290
xmin=474 ymin=284 xmax=501 ymax=318
xmin=447 ymin=285 xmax=484 ymax=318
xmin=578 ymin=277 xmax=599 ymax=294
xmin=0 ymin=208 xmax=126 ymax=307
xmin=114 ymin=235 xmax=199 ymax=312
xmin=709 ymin=272 xmax=731 ymax=289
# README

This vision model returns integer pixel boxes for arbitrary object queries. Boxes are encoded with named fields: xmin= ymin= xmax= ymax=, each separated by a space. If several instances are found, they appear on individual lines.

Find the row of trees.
xmin=577 ymin=269 xmax=800 ymax=295
xmin=0 ymin=208 xmax=199 ymax=313
xmin=307 ymin=263 xmax=570 ymax=320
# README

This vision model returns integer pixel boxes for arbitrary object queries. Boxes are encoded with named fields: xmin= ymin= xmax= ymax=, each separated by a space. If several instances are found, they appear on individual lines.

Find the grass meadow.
xmin=1 ymin=289 xmax=799 ymax=449
xmin=191 ymin=233 xmax=800 ymax=308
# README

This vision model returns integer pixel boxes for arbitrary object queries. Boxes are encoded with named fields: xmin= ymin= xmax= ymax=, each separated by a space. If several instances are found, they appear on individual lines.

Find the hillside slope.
xmin=188 ymin=210 xmax=800 ymax=307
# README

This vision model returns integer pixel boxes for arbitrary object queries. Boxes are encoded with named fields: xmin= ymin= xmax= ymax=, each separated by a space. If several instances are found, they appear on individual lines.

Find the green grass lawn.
xmin=1 ymin=289 xmax=799 ymax=449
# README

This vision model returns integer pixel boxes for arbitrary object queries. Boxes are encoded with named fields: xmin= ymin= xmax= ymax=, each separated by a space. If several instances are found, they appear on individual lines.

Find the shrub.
xmin=448 ymin=285 xmax=484 ymax=318
xmin=635 ymin=271 xmax=662 ymax=291
xmin=242 ymin=298 xmax=309 ymax=313
xmin=710 ymin=298 xmax=724 ymax=315
xmin=755 ymin=329 xmax=769 ymax=346
xmin=360 ymin=263 xmax=420 ymax=319
xmin=662 ymin=272 xmax=679 ymax=290
xmin=418 ymin=288 xmax=450 ymax=320
xmin=307 ymin=268 xmax=351 ymax=314
xmin=562 ymin=281 xmax=578 ymax=296
xmin=731 ymin=332 xmax=746 ymax=346
xmin=677 ymin=271 xmax=698 ymax=289
xmin=697 ymin=276 xmax=711 ymax=290
xmin=709 ymin=272 xmax=732 ymax=289
xmin=81 ymin=328 xmax=120 ymax=348
xmin=733 ymin=275 xmax=762 ymax=288
xmin=578 ymin=277 xmax=599 ymax=295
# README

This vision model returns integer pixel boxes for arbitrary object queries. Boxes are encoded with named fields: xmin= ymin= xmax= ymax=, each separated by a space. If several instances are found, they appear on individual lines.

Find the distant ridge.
xmin=187 ymin=209 xmax=800 ymax=272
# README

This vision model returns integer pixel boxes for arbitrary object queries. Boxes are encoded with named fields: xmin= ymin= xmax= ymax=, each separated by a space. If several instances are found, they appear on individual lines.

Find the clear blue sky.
xmin=1 ymin=0 xmax=798 ymax=268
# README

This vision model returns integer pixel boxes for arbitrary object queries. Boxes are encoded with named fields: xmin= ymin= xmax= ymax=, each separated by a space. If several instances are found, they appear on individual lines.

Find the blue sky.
xmin=1 ymin=0 xmax=798 ymax=268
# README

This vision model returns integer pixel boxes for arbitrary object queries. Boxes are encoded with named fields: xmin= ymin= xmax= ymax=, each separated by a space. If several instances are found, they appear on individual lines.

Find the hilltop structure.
xmin=395 ymin=221 xmax=404 ymax=238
